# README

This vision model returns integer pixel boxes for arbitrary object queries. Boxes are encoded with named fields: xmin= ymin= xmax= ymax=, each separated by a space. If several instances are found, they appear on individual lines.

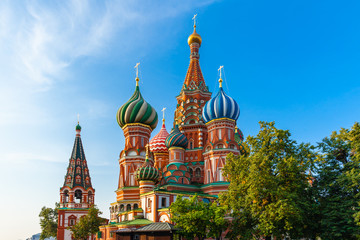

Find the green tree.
xmin=220 ymin=121 xmax=318 ymax=239
xmin=69 ymin=205 xmax=103 ymax=240
xmin=169 ymin=195 xmax=229 ymax=240
xmin=207 ymin=201 xmax=229 ymax=240
xmin=39 ymin=203 xmax=59 ymax=240
xmin=315 ymin=122 xmax=360 ymax=239
xmin=170 ymin=195 xmax=209 ymax=240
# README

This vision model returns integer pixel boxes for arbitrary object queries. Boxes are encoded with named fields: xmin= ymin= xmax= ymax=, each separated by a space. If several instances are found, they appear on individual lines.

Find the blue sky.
xmin=1 ymin=0 xmax=360 ymax=239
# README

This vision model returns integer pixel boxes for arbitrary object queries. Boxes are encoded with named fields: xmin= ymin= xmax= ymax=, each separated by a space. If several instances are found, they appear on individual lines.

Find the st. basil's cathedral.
xmin=56 ymin=20 xmax=246 ymax=240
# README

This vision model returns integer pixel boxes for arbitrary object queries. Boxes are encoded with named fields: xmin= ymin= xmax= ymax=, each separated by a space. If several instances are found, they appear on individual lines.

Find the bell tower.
xmin=57 ymin=122 xmax=95 ymax=240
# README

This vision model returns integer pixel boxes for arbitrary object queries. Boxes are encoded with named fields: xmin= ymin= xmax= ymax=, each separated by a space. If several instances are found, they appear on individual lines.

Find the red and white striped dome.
xmin=149 ymin=120 xmax=169 ymax=153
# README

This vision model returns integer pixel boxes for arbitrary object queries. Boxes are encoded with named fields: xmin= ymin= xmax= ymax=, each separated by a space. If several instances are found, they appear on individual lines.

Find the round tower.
xmin=202 ymin=70 xmax=241 ymax=194
xmin=115 ymin=73 xmax=158 ymax=202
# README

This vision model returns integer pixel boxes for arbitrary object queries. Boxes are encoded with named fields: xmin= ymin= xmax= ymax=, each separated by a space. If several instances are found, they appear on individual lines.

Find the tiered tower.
xmin=173 ymin=22 xmax=211 ymax=183
xmin=202 ymin=75 xmax=241 ymax=195
xmin=112 ymin=73 xmax=158 ymax=221
xmin=57 ymin=123 xmax=95 ymax=240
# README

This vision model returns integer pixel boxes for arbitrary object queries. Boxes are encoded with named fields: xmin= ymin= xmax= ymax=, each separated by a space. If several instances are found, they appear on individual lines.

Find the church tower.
xmin=174 ymin=20 xmax=211 ymax=183
xmin=202 ymin=72 xmax=242 ymax=195
xmin=113 ymin=69 xmax=158 ymax=221
xmin=57 ymin=123 xmax=95 ymax=240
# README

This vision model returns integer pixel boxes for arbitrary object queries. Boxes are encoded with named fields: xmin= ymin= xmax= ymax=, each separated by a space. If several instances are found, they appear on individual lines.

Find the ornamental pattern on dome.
xmin=135 ymin=158 xmax=160 ymax=182
xmin=117 ymin=83 xmax=158 ymax=130
xmin=165 ymin=125 xmax=188 ymax=149
xmin=161 ymin=162 xmax=191 ymax=185
xmin=234 ymin=127 xmax=247 ymax=156
xmin=234 ymin=127 xmax=244 ymax=143
xmin=202 ymin=87 xmax=240 ymax=123
xmin=149 ymin=120 xmax=169 ymax=153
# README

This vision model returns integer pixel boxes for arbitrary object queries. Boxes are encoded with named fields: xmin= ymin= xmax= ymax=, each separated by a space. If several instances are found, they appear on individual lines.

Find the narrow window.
xmin=219 ymin=129 xmax=222 ymax=140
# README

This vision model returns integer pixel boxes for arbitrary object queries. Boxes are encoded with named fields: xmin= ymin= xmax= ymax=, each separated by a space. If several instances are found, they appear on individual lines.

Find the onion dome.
xmin=135 ymin=157 xmax=159 ymax=182
xmin=188 ymin=26 xmax=202 ymax=46
xmin=162 ymin=162 xmax=191 ymax=185
xmin=234 ymin=127 xmax=247 ymax=155
xmin=75 ymin=123 xmax=81 ymax=131
xmin=116 ymin=78 xmax=158 ymax=130
xmin=234 ymin=127 xmax=244 ymax=144
xmin=149 ymin=118 xmax=169 ymax=153
xmin=165 ymin=124 xmax=188 ymax=149
xmin=202 ymin=77 xmax=240 ymax=123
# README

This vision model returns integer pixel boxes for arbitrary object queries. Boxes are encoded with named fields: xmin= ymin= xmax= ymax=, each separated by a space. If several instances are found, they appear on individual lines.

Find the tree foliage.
xmin=39 ymin=203 xmax=59 ymax=240
xmin=315 ymin=122 xmax=360 ymax=239
xmin=169 ymin=195 xmax=228 ymax=240
xmin=220 ymin=121 xmax=318 ymax=239
xmin=69 ymin=205 xmax=103 ymax=240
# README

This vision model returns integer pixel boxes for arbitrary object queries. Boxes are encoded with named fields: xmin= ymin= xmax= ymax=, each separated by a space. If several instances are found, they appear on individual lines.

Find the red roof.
xmin=149 ymin=121 xmax=169 ymax=153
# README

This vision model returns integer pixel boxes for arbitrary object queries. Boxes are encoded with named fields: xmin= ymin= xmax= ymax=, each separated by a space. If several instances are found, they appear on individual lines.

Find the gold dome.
xmin=188 ymin=27 xmax=202 ymax=46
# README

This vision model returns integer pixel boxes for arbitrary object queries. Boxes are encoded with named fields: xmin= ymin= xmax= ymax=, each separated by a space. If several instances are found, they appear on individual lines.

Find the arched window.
xmin=115 ymin=205 xmax=118 ymax=212
xmin=88 ymin=191 xmax=93 ymax=203
xmin=120 ymin=204 xmax=124 ymax=212
xmin=189 ymin=168 xmax=193 ymax=178
xmin=64 ymin=190 xmax=69 ymax=203
xmin=74 ymin=190 xmax=82 ymax=203
xmin=75 ymin=175 xmax=81 ymax=183
xmin=189 ymin=141 xmax=193 ymax=149
xmin=133 ymin=204 xmax=139 ymax=210
xmin=195 ymin=168 xmax=201 ymax=178
xmin=126 ymin=204 xmax=131 ymax=211
xmin=76 ymin=167 xmax=81 ymax=174
xmin=66 ymin=176 xmax=72 ymax=184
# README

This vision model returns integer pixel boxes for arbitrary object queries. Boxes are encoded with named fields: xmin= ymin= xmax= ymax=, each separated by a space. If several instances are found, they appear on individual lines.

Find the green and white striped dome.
xmin=117 ymin=82 xmax=158 ymax=130
xmin=136 ymin=158 xmax=160 ymax=182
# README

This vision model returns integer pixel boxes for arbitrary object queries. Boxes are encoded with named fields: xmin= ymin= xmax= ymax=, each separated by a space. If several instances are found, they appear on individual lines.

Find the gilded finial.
xmin=134 ymin=62 xmax=140 ymax=86
xmin=161 ymin=107 xmax=166 ymax=123
xmin=218 ymin=65 xmax=224 ymax=88
xmin=77 ymin=113 xmax=80 ymax=124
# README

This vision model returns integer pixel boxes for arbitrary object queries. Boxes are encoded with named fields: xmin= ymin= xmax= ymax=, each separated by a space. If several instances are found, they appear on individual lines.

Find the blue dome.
xmin=202 ymin=87 xmax=240 ymax=123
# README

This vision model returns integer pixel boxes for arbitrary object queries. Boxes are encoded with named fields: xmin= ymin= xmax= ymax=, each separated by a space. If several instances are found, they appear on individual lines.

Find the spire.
xmin=63 ymin=122 xmax=92 ymax=189
xmin=182 ymin=16 xmax=208 ymax=93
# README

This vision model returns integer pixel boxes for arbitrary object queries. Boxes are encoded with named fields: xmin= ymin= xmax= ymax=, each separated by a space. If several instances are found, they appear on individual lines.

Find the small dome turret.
xmin=135 ymin=150 xmax=159 ymax=182
xmin=165 ymin=125 xmax=188 ymax=149
xmin=150 ymin=118 xmax=169 ymax=153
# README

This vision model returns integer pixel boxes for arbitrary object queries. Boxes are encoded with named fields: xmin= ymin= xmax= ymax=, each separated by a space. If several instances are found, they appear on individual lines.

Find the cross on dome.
xmin=192 ymin=14 xmax=197 ymax=28
xmin=134 ymin=62 xmax=140 ymax=86
xmin=218 ymin=65 xmax=224 ymax=87
xmin=161 ymin=107 xmax=166 ymax=123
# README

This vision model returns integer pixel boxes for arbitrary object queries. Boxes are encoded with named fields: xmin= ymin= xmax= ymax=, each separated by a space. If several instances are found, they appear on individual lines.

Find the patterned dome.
xmin=117 ymin=82 xmax=158 ymax=130
xmin=135 ymin=158 xmax=159 ymax=182
xmin=202 ymin=87 xmax=240 ymax=123
xmin=234 ymin=127 xmax=244 ymax=144
xmin=165 ymin=125 xmax=188 ymax=149
xmin=234 ymin=127 xmax=247 ymax=156
xmin=162 ymin=162 xmax=191 ymax=185
xmin=149 ymin=120 xmax=169 ymax=153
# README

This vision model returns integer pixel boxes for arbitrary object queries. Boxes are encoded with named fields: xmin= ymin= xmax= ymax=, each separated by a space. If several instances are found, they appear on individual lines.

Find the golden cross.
xmin=218 ymin=66 xmax=224 ymax=87
xmin=192 ymin=14 xmax=197 ymax=28
xmin=134 ymin=62 xmax=140 ymax=85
